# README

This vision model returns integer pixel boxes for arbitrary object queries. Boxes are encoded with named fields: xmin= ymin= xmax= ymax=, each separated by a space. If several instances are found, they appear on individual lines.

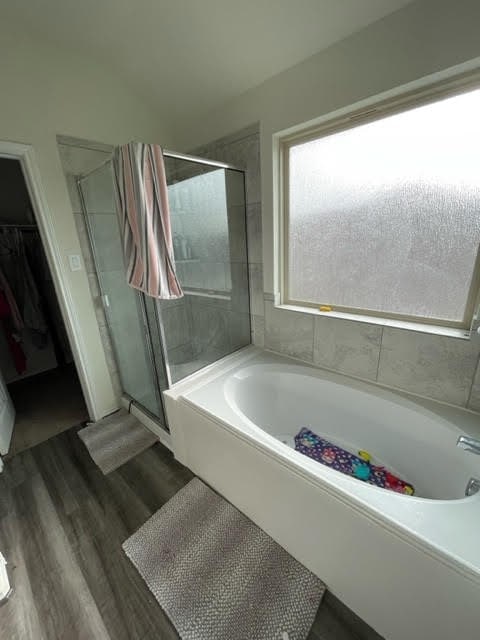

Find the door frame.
xmin=0 ymin=140 xmax=97 ymax=419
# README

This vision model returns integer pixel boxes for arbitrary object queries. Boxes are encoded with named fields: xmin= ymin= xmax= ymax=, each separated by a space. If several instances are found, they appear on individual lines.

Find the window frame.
xmin=279 ymin=72 xmax=480 ymax=331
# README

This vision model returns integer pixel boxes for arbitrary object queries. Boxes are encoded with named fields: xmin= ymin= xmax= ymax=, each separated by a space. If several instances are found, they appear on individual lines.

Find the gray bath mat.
xmin=78 ymin=409 xmax=157 ymax=474
xmin=123 ymin=477 xmax=325 ymax=640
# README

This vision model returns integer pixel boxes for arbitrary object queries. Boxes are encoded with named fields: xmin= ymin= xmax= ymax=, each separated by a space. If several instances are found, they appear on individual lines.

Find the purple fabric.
xmin=294 ymin=428 xmax=414 ymax=495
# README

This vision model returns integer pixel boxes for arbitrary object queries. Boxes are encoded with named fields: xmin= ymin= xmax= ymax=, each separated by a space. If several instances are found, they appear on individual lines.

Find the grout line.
xmin=311 ymin=315 xmax=317 ymax=364
xmin=375 ymin=326 xmax=385 ymax=381
xmin=465 ymin=351 xmax=480 ymax=408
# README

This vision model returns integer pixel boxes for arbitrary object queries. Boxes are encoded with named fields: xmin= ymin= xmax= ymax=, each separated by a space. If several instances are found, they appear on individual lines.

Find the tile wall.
xmin=194 ymin=126 xmax=480 ymax=412
xmin=161 ymin=156 xmax=251 ymax=382
xmin=192 ymin=125 xmax=264 ymax=349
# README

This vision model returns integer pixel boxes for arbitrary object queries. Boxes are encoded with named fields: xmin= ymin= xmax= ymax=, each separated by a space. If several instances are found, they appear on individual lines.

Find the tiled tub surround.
xmin=160 ymin=292 xmax=251 ymax=383
xmin=194 ymin=126 xmax=480 ymax=413
xmin=265 ymin=301 xmax=480 ymax=410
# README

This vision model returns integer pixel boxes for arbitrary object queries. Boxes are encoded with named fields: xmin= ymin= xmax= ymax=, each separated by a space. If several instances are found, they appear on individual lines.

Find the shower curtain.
xmin=112 ymin=143 xmax=183 ymax=299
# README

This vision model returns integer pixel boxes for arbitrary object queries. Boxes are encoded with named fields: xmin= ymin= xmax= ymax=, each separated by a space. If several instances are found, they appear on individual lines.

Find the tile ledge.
xmin=275 ymin=304 xmax=471 ymax=340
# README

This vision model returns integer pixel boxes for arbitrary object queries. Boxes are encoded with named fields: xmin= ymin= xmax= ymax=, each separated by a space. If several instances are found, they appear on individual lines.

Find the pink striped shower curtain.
xmin=112 ymin=143 xmax=183 ymax=299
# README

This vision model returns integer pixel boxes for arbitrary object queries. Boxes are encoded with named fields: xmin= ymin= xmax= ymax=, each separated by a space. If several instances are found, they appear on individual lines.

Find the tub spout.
xmin=457 ymin=435 xmax=480 ymax=454
xmin=465 ymin=478 xmax=480 ymax=496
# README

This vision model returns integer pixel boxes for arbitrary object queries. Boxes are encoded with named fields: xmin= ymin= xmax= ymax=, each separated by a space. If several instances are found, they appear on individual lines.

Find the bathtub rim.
xmin=169 ymin=345 xmax=480 ymax=428
xmin=179 ymin=393 xmax=480 ymax=586
xmin=165 ymin=346 xmax=480 ymax=586
xmin=222 ymin=361 xmax=478 ymax=501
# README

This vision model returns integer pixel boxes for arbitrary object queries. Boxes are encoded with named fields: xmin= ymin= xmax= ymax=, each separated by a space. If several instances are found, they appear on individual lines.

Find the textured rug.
xmin=123 ymin=477 xmax=325 ymax=640
xmin=78 ymin=409 xmax=157 ymax=474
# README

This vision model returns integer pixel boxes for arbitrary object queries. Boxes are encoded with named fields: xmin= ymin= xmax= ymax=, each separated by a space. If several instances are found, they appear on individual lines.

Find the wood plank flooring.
xmin=0 ymin=426 xmax=382 ymax=640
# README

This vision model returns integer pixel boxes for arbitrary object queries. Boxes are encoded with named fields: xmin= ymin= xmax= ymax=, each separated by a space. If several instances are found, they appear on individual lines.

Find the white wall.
xmin=174 ymin=0 xmax=480 ymax=294
xmin=0 ymin=20 xmax=173 ymax=419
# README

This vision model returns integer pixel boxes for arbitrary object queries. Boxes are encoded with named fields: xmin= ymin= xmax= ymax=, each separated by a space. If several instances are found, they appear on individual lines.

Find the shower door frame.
xmin=76 ymin=149 xmax=248 ymax=427
xmin=160 ymin=152 xmax=250 ymax=386
xmin=76 ymin=172 xmax=170 ymax=430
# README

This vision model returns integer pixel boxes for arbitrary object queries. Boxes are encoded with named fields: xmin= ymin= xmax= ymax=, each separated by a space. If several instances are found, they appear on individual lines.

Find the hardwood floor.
xmin=0 ymin=426 xmax=382 ymax=640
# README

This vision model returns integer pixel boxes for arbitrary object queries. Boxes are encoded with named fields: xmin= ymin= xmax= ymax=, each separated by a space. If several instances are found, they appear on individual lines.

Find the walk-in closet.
xmin=0 ymin=158 xmax=87 ymax=457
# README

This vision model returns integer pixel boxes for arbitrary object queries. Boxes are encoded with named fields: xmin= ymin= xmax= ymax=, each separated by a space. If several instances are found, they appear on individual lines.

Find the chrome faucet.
xmin=457 ymin=436 xmax=480 ymax=496
xmin=457 ymin=435 xmax=480 ymax=455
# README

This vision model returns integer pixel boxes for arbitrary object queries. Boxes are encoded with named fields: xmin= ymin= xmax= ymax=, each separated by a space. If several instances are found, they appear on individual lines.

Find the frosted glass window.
xmin=287 ymin=89 xmax=480 ymax=325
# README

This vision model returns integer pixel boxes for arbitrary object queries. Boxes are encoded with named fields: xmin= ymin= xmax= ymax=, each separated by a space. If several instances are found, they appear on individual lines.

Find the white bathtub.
xmin=164 ymin=346 xmax=480 ymax=640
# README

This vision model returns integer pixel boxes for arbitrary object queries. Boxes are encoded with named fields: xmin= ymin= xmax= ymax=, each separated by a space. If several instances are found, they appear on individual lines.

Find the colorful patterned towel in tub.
xmin=294 ymin=428 xmax=414 ymax=495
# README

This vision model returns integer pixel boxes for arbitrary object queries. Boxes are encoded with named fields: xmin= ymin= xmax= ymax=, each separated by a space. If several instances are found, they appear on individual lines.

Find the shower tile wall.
xmin=58 ymin=140 xmax=123 ymax=400
xmin=468 ymin=366 xmax=480 ymax=412
xmin=162 ymin=157 xmax=250 ymax=382
xmin=192 ymin=125 xmax=264 ymax=348
xmin=194 ymin=125 xmax=480 ymax=412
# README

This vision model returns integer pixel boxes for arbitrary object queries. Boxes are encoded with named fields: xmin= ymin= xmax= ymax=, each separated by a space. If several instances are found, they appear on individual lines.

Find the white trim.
xmin=0 ymin=140 xmax=97 ymax=419
xmin=275 ymin=68 xmax=480 ymax=335
xmin=277 ymin=304 xmax=472 ymax=341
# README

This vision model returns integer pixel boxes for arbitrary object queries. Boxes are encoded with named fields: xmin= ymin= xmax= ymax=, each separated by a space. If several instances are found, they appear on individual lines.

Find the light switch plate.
xmin=68 ymin=254 xmax=82 ymax=271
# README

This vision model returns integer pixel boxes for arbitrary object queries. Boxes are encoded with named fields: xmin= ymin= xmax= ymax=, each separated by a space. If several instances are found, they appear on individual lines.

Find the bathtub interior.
xmin=224 ymin=364 xmax=480 ymax=501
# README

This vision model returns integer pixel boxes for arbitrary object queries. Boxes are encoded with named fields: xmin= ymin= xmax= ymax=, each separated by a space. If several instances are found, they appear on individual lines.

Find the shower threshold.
xmin=120 ymin=396 xmax=172 ymax=451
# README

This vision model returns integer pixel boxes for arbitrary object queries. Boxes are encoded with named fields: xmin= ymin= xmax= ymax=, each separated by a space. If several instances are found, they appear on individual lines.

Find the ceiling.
xmin=2 ymin=0 xmax=414 ymax=124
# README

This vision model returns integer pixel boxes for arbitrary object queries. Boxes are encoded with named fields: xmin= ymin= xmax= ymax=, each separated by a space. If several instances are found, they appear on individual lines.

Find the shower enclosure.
xmin=77 ymin=151 xmax=250 ymax=430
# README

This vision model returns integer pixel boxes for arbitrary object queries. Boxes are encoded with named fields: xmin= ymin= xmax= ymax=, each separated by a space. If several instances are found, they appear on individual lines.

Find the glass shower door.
xmin=161 ymin=157 xmax=251 ymax=383
xmin=77 ymin=161 xmax=166 ymax=421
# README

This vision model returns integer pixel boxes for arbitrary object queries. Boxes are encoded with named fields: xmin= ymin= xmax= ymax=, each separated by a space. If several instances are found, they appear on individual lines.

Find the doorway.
xmin=0 ymin=158 xmax=88 ymax=458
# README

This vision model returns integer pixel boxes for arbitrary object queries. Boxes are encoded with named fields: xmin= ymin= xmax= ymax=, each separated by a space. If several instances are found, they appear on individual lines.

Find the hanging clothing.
xmin=20 ymin=238 xmax=48 ymax=347
xmin=0 ymin=290 xmax=26 ymax=374
xmin=0 ymin=229 xmax=48 ymax=347
xmin=112 ymin=142 xmax=183 ymax=299
xmin=0 ymin=240 xmax=26 ymax=373
xmin=0 ymin=267 xmax=23 ymax=332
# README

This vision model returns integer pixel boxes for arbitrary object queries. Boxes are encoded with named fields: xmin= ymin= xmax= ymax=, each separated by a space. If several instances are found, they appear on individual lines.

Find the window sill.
xmin=276 ymin=302 xmax=472 ymax=340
